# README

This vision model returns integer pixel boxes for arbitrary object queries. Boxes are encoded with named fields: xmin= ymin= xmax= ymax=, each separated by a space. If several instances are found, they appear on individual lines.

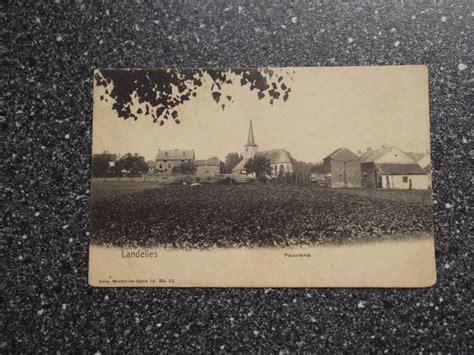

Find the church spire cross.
xmin=246 ymin=120 xmax=257 ymax=146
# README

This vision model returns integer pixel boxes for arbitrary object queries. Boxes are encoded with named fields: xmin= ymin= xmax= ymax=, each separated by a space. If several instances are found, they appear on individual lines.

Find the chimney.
xmin=357 ymin=150 xmax=362 ymax=155
xmin=367 ymin=147 xmax=371 ymax=152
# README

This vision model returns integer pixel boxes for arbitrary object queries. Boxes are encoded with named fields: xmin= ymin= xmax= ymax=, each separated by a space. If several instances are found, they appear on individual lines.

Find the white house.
xmin=360 ymin=147 xmax=430 ymax=190
xmin=155 ymin=149 xmax=195 ymax=173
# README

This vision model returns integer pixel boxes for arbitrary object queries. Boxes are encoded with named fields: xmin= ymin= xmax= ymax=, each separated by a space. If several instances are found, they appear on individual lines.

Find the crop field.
xmin=90 ymin=183 xmax=433 ymax=248
xmin=90 ymin=180 xmax=166 ymax=200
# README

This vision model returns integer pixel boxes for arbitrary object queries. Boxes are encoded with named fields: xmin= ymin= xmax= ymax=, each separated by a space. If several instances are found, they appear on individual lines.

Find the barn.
xmin=195 ymin=158 xmax=221 ymax=179
xmin=361 ymin=147 xmax=429 ymax=190
xmin=322 ymin=147 xmax=361 ymax=188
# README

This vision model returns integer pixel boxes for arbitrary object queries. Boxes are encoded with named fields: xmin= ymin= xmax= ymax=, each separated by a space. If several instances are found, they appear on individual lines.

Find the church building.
xmin=232 ymin=121 xmax=294 ymax=177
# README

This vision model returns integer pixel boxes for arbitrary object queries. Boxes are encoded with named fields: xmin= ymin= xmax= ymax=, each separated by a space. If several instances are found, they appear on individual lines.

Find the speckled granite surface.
xmin=3 ymin=0 xmax=472 ymax=352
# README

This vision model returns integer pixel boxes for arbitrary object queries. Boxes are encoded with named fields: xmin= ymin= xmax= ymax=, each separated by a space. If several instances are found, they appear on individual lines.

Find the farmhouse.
xmin=360 ymin=147 xmax=429 ymax=189
xmin=195 ymin=158 xmax=221 ymax=178
xmin=232 ymin=121 xmax=294 ymax=177
xmin=322 ymin=147 xmax=361 ymax=188
xmin=155 ymin=149 xmax=195 ymax=173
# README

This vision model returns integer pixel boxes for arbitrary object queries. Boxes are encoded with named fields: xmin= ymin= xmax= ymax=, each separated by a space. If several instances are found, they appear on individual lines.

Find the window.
xmin=159 ymin=164 xmax=162 ymax=168
xmin=168 ymin=164 xmax=171 ymax=168
xmin=402 ymin=176 xmax=408 ymax=183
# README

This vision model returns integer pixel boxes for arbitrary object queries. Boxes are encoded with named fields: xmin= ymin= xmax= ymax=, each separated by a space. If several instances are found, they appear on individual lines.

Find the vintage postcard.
xmin=89 ymin=65 xmax=436 ymax=287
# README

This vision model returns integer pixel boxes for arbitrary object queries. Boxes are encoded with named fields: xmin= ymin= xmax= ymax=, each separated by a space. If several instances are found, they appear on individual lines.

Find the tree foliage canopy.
xmin=116 ymin=153 xmax=149 ymax=176
xmin=91 ymin=151 xmax=117 ymax=178
xmin=224 ymin=152 xmax=241 ymax=173
xmin=172 ymin=161 xmax=196 ymax=175
xmin=95 ymin=68 xmax=292 ymax=126
xmin=244 ymin=156 xmax=272 ymax=178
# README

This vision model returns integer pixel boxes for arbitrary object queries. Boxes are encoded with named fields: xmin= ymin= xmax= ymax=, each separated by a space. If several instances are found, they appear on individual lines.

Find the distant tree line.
xmin=91 ymin=152 xmax=148 ymax=178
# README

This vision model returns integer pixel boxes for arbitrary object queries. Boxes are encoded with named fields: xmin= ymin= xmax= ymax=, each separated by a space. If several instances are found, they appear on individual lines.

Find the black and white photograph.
xmin=5 ymin=0 xmax=473 ymax=351
xmin=89 ymin=65 xmax=435 ymax=287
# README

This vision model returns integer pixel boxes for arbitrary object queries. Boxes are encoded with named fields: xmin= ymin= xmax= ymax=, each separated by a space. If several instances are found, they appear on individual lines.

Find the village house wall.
xmin=361 ymin=163 xmax=378 ymax=188
xmin=323 ymin=148 xmax=361 ymax=188
xmin=382 ymin=174 xmax=430 ymax=190
xmin=196 ymin=165 xmax=220 ymax=178
xmin=328 ymin=159 xmax=361 ymax=188
xmin=155 ymin=159 xmax=192 ymax=173
xmin=362 ymin=162 xmax=429 ymax=189
xmin=270 ymin=163 xmax=293 ymax=176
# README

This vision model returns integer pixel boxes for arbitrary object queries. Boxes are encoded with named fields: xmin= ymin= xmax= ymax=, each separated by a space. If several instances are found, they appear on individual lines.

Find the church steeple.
xmin=246 ymin=120 xmax=257 ymax=146
xmin=243 ymin=120 xmax=258 ymax=159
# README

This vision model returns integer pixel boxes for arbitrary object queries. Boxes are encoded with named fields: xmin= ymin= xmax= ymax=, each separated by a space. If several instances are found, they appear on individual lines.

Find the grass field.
xmin=91 ymin=180 xmax=165 ymax=201
xmin=90 ymin=182 xmax=433 ymax=248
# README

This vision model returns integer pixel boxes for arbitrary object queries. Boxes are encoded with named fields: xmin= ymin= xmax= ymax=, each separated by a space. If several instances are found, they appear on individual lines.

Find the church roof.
xmin=232 ymin=158 xmax=249 ymax=172
xmin=245 ymin=120 xmax=258 ymax=146
xmin=257 ymin=149 xmax=293 ymax=164
xmin=156 ymin=149 xmax=195 ymax=161
xmin=232 ymin=149 xmax=293 ymax=173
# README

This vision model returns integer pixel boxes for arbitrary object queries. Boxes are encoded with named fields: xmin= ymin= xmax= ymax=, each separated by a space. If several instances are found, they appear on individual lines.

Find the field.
xmin=331 ymin=188 xmax=433 ymax=205
xmin=90 ymin=182 xmax=433 ymax=248
xmin=91 ymin=180 xmax=165 ymax=200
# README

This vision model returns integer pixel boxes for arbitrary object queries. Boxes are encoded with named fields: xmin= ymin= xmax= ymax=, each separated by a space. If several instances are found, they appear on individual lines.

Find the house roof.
xmin=195 ymin=158 xmax=220 ymax=166
xmin=375 ymin=163 xmax=427 ymax=175
xmin=156 ymin=149 xmax=195 ymax=160
xmin=424 ymin=163 xmax=432 ymax=173
xmin=360 ymin=147 xmax=396 ymax=163
xmin=406 ymin=152 xmax=428 ymax=162
xmin=323 ymin=147 xmax=360 ymax=161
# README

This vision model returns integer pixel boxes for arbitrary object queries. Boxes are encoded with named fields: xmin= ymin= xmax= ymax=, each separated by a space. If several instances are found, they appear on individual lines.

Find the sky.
xmin=92 ymin=65 xmax=431 ymax=163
